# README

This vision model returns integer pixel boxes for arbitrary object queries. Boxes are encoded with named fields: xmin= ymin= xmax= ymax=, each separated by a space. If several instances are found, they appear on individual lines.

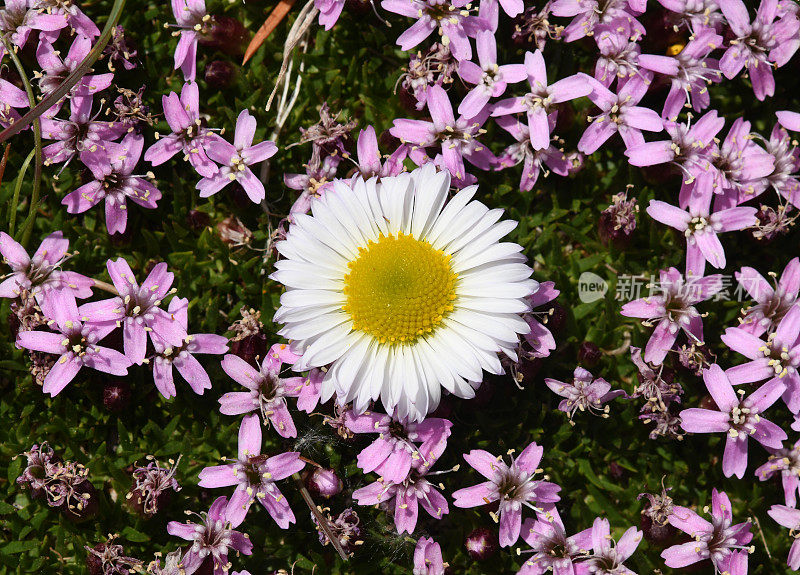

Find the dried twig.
xmin=243 ymin=0 xmax=299 ymax=64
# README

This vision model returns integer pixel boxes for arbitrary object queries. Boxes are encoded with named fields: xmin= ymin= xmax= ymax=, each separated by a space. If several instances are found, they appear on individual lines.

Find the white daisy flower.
xmin=270 ymin=164 xmax=537 ymax=422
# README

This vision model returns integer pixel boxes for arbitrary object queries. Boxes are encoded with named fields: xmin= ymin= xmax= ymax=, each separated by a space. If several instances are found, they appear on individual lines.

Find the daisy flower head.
xmin=271 ymin=164 xmax=538 ymax=422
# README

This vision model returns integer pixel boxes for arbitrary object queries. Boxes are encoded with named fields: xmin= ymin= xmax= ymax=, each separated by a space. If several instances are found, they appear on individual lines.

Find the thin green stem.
xmin=7 ymin=149 xmax=34 ymax=237
xmin=1 ymin=36 xmax=43 ymax=247
xmin=0 ymin=0 xmax=126 ymax=145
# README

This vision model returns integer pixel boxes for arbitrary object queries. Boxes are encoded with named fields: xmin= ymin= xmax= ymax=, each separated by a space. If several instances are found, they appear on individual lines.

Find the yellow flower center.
xmin=342 ymin=233 xmax=458 ymax=344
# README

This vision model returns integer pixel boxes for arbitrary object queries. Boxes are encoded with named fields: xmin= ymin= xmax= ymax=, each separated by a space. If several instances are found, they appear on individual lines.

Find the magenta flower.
xmin=167 ymin=496 xmax=253 ymax=575
xmin=287 ymin=367 xmax=324 ymax=414
xmin=594 ymin=23 xmax=642 ymax=87
xmin=453 ymin=442 xmax=561 ymax=547
xmin=285 ymin=154 xmax=338 ymax=218
xmin=646 ymin=184 xmax=757 ymax=276
xmin=492 ymin=50 xmax=593 ymax=150
xmin=81 ymin=258 xmax=187 ymax=364
xmin=390 ymin=85 xmax=494 ymax=180
xmin=545 ymin=366 xmax=626 ymax=421
xmin=517 ymin=516 xmax=592 ymax=575
xmin=380 ymin=0 xmax=490 ymax=61
xmin=0 ymin=0 xmax=68 ymax=49
xmin=144 ymin=81 xmax=217 ymax=178
xmin=656 ymin=0 xmax=725 ymax=32
xmin=345 ymin=411 xmax=452 ymax=483
xmin=0 ymin=231 xmax=93 ymax=315
xmin=352 ymin=126 xmax=407 ymax=181
xmin=316 ymin=0 xmax=345 ymax=30
xmin=413 ymin=537 xmax=446 ymax=575
xmin=42 ymin=1 xmax=100 ymax=39
xmin=62 ymin=133 xmax=161 ymax=235
xmin=638 ymin=27 xmax=722 ymax=120
xmin=680 ymin=364 xmax=786 ymax=478
xmin=721 ymin=305 xmax=800 ymax=412
xmin=718 ymin=0 xmax=800 ymax=100
xmin=735 ymin=258 xmax=800 ymax=336
xmin=550 ymin=0 xmax=643 ymax=42
xmin=218 ymin=344 xmax=305 ymax=438
xmin=16 ymin=292 xmax=130 ymax=396
xmin=353 ymin=443 xmax=450 ymax=534
xmin=495 ymin=116 xmax=571 ymax=192
xmin=522 ymin=281 xmax=560 ymax=358
xmin=584 ymin=517 xmax=642 ymax=574
xmin=756 ymin=438 xmax=800 ymax=507
xmin=0 ymin=78 xmax=30 ymax=128
xmin=763 ymin=122 xmax=800 ymax=206
xmin=35 ymin=36 xmax=113 ymax=98
xmin=620 ymin=268 xmax=722 ymax=365
xmin=170 ymin=0 xmax=210 ymax=81
xmin=198 ymin=414 xmax=305 ymax=528
xmin=698 ymin=117 xmax=775 ymax=208
xmin=151 ymin=297 xmax=228 ymax=398
xmin=661 ymin=488 xmax=753 ymax=570
xmin=457 ymin=30 xmax=526 ymax=117
xmin=768 ymin=505 xmax=800 ymax=570
xmin=197 ymin=110 xmax=276 ymax=203
xmin=40 ymin=95 xmax=125 ymax=168
xmin=626 ymin=109 xmax=724 ymax=176
xmin=578 ymin=74 xmax=663 ymax=154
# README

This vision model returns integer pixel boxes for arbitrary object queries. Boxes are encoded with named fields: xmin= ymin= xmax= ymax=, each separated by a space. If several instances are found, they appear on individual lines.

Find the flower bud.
xmin=464 ymin=527 xmax=497 ymax=561
xmin=304 ymin=468 xmax=343 ymax=499
xmin=199 ymin=16 xmax=249 ymax=56
xmin=205 ymin=60 xmax=237 ymax=89
xmin=187 ymin=209 xmax=211 ymax=231
xmin=578 ymin=341 xmax=602 ymax=368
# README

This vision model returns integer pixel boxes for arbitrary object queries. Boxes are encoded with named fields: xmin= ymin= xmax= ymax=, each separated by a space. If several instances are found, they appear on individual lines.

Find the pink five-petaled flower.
xmin=167 ymin=496 xmax=253 ymax=575
xmin=646 ymin=183 xmax=757 ymax=277
xmin=768 ymin=505 xmax=800 ymax=570
xmin=0 ymin=231 xmax=93 ymax=316
xmin=170 ymin=0 xmax=210 ymax=81
xmin=680 ymin=364 xmax=787 ymax=478
xmin=763 ymin=122 xmax=800 ymax=207
xmin=492 ymin=50 xmax=593 ymax=150
xmin=198 ymin=414 xmax=305 ymax=528
xmin=144 ymin=81 xmax=217 ymax=178
xmin=457 ymin=30 xmax=526 ymax=117
xmin=638 ymin=27 xmax=723 ymax=120
xmin=756 ymin=438 xmax=800 ymax=508
xmin=550 ymin=0 xmax=643 ymax=42
xmin=218 ymin=344 xmax=304 ymax=438
xmin=380 ymin=0 xmax=490 ymax=61
xmin=516 ymin=516 xmax=592 ymax=575
xmin=495 ymin=116 xmax=572 ymax=192
xmin=40 ymin=95 xmax=125 ymax=168
xmin=80 ymin=258 xmax=187 ymax=365
xmin=35 ymin=36 xmax=113 ymax=98
xmin=735 ymin=259 xmax=800 ymax=336
xmin=390 ymin=84 xmax=494 ymax=181
xmin=452 ymin=442 xmax=561 ymax=547
xmin=345 ymin=411 xmax=452 ymax=483
xmin=413 ymin=537 xmax=446 ymax=575
xmin=352 ymin=442 xmax=450 ymax=534
xmin=62 ymin=133 xmax=161 ymax=235
xmin=718 ymin=0 xmax=800 ymax=100
xmin=721 ymin=305 xmax=800 ymax=413
xmin=196 ymin=110 xmax=277 ymax=203
xmin=151 ymin=297 xmax=228 ymax=398
xmin=0 ymin=0 xmax=68 ymax=49
xmin=16 ymin=291 xmax=130 ymax=396
xmin=583 ymin=517 xmax=642 ymax=574
xmin=661 ymin=488 xmax=753 ymax=571
xmin=620 ymin=268 xmax=722 ymax=365
xmin=545 ymin=366 xmax=626 ymax=422
xmin=352 ymin=125 xmax=408 ymax=181
xmin=578 ymin=73 xmax=663 ymax=154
